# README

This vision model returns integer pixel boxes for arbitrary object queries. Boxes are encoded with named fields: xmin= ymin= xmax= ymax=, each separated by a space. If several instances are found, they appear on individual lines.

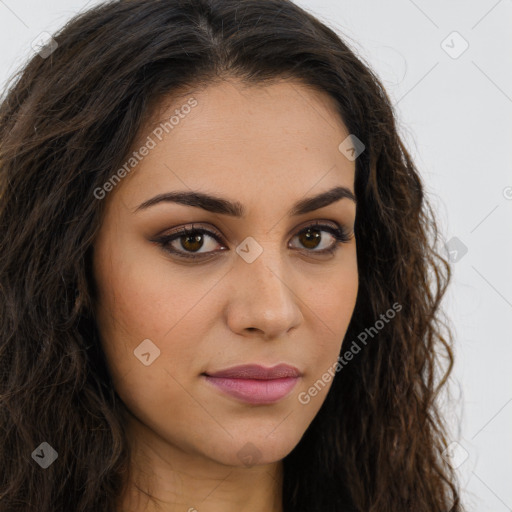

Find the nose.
xmin=225 ymin=248 xmax=303 ymax=340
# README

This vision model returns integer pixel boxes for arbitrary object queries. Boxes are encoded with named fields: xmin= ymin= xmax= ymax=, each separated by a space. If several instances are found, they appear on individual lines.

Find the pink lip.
xmin=203 ymin=364 xmax=301 ymax=404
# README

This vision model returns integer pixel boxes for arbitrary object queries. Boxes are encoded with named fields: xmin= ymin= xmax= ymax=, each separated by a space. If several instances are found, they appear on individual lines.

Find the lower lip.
xmin=203 ymin=375 xmax=300 ymax=404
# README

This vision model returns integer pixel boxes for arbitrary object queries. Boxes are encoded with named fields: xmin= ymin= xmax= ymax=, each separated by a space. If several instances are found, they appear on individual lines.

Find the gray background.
xmin=1 ymin=0 xmax=511 ymax=509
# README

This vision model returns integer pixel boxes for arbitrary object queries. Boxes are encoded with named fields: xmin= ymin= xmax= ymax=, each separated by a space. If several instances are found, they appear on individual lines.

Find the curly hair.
xmin=0 ymin=0 xmax=462 ymax=510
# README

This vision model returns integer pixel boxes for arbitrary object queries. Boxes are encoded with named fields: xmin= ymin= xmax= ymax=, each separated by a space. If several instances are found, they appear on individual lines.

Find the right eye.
xmin=152 ymin=224 xmax=227 ymax=260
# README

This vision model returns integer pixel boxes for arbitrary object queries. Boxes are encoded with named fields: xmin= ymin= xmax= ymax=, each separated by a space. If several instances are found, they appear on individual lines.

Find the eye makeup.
xmin=150 ymin=220 xmax=353 ymax=261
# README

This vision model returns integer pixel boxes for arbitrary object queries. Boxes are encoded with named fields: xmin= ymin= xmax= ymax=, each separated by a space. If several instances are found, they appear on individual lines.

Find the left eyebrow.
xmin=134 ymin=185 xmax=356 ymax=217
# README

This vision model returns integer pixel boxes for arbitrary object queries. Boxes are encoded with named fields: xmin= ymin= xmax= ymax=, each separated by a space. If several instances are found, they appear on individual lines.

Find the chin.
xmin=204 ymin=433 xmax=301 ymax=468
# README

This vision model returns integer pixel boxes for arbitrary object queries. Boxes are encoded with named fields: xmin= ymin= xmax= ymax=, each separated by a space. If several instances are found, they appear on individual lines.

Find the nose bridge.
xmin=228 ymin=239 xmax=302 ymax=337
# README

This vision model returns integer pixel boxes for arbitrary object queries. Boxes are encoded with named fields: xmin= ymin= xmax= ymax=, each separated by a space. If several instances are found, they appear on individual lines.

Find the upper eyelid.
xmin=160 ymin=220 xmax=346 ymax=242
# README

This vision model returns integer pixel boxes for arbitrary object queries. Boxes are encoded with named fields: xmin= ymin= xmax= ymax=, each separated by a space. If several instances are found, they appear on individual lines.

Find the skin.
xmin=92 ymin=78 xmax=358 ymax=512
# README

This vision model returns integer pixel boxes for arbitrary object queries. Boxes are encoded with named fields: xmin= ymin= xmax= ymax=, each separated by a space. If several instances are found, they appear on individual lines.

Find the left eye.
xmin=153 ymin=222 xmax=351 ymax=260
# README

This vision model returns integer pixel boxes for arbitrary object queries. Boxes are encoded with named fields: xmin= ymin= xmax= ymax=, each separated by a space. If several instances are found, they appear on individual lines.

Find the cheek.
xmin=92 ymin=234 xmax=227 ymax=390
xmin=302 ymin=259 xmax=358 ymax=376
xmin=92 ymin=253 xmax=214 ymax=434
xmin=307 ymin=254 xmax=358 ymax=331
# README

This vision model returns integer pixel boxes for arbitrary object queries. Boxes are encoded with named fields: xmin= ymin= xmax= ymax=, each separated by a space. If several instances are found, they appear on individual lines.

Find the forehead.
xmin=109 ymin=78 xmax=356 ymax=212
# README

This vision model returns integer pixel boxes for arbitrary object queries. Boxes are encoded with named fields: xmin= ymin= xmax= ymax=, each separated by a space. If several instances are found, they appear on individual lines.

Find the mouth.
xmin=202 ymin=364 xmax=302 ymax=405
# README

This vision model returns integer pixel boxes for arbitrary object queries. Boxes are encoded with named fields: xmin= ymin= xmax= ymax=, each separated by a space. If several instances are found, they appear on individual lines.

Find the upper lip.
xmin=204 ymin=364 xmax=301 ymax=380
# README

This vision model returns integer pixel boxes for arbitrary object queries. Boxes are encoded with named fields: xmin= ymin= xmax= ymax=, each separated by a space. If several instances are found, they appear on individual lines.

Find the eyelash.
xmin=152 ymin=221 xmax=352 ymax=261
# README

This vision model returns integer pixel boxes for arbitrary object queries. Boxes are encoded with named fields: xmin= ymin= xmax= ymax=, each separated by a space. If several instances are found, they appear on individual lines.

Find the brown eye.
xmin=290 ymin=223 xmax=351 ymax=254
xmin=297 ymin=227 xmax=323 ymax=250
xmin=155 ymin=226 xmax=225 ymax=260
xmin=179 ymin=232 xmax=206 ymax=253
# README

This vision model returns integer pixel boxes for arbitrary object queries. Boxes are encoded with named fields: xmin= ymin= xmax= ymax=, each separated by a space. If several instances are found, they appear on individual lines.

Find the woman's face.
xmin=92 ymin=78 xmax=358 ymax=469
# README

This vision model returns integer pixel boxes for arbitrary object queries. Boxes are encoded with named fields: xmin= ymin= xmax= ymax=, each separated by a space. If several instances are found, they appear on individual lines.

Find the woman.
xmin=0 ymin=0 xmax=462 ymax=510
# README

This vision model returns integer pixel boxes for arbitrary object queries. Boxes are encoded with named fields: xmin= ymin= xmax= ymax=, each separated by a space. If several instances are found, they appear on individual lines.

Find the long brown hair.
xmin=0 ymin=0 xmax=462 ymax=510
